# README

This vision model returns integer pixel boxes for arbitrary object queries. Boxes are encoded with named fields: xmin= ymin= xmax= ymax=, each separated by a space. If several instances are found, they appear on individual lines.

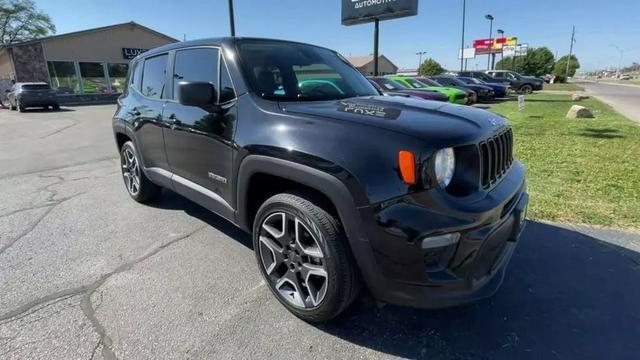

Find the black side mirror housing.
xmin=4 ymin=89 xmax=10 ymax=93
xmin=178 ymin=81 xmax=216 ymax=107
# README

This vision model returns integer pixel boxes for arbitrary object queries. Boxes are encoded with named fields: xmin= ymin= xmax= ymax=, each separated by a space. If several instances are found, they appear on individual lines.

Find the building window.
xmin=108 ymin=63 xmax=129 ymax=93
xmin=47 ymin=61 xmax=79 ymax=94
xmin=79 ymin=62 xmax=108 ymax=94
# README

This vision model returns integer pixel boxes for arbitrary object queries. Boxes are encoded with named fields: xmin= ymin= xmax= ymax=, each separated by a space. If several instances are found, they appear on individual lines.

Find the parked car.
xmin=457 ymin=76 xmax=509 ymax=98
xmin=429 ymin=75 xmax=495 ymax=102
xmin=112 ymin=37 xmax=528 ymax=322
xmin=619 ymin=74 xmax=631 ymax=80
xmin=390 ymin=75 xmax=468 ymax=105
xmin=5 ymin=82 xmax=59 ymax=112
xmin=416 ymin=76 xmax=477 ymax=104
xmin=485 ymin=70 xmax=544 ymax=94
xmin=368 ymin=77 xmax=449 ymax=102
xmin=452 ymin=71 xmax=511 ymax=86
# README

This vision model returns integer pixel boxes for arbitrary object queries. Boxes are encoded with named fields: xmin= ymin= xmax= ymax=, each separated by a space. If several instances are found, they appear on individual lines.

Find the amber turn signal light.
xmin=398 ymin=150 xmax=416 ymax=185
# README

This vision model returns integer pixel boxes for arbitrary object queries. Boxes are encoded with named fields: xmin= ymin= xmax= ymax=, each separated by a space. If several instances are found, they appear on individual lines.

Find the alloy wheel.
xmin=258 ymin=212 xmax=328 ymax=309
xmin=121 ymin=147 xmax=141 ymax=196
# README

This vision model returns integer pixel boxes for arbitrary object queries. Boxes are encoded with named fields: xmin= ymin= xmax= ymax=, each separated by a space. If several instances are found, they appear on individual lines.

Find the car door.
xmin=162 ymin=47 xmax=238 ymax=217
xmin=131 ymin=54 xmax=170 ymax=171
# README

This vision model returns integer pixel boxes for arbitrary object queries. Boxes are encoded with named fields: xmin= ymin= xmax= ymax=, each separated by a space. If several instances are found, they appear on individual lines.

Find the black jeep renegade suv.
xmin=112 ymin=38 xmax=528 ymax=322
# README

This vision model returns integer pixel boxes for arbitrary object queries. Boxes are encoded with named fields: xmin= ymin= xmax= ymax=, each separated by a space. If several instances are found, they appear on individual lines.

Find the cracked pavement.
xmin=1 ymin=105 xmax=640 ymax=359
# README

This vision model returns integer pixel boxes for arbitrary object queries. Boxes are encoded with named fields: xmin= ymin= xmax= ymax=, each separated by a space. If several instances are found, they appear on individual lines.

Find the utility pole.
xmin=566 ymin=25 xmax=575 ymax=78
xmin=228 ymin=0 xmax=236 ymax=36
xmin=460 ymin=0 xmax=466 ymax=71
xmin=416 ymin=51 xmax=427 ymax=70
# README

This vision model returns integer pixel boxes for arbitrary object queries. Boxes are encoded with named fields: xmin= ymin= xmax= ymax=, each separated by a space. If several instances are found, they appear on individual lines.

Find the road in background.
xmin=1 ymin=106 xmax=639 ymax=359
xmin=577 ymin=81 xmax=640 ymax=124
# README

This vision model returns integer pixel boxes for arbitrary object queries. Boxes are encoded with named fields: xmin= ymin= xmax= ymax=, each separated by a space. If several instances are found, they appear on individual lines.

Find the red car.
xmin=368 ymin=77 xmax=449 ymax=102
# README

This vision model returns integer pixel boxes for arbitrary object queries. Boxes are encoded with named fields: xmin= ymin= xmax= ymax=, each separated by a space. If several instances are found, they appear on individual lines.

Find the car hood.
xmin=279 ymin=96 xmax=507 ymax=145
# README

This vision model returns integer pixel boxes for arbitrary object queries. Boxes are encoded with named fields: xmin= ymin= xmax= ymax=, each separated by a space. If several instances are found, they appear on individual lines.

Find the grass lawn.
xmin=491 ymin=94 xmax=640 ymax=230
xmin=543 ymin=82 xmax=585 ymax=91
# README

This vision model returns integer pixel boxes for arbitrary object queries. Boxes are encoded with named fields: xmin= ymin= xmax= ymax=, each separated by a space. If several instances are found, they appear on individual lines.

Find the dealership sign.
xmin=341 ymin=0 xmax=418 ymax=25
xmin=473 ymin=37 xmax=517 ymax=55
xmin=122 ymin=48 xmax=149 ymax=60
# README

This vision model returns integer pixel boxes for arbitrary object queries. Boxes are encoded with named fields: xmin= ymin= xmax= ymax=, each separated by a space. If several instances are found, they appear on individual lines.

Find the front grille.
xmin=479 ymin=128 xmax=514 ymax=188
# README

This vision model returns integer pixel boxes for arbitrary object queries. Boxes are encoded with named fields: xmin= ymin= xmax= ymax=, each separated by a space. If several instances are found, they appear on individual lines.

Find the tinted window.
xmin=22 ymin=84 xmax=51 ymax=90
xmin=173 ymin=48 xmax=219 ymax=100
xmin=141 ymin=54 xmax=168 ymax=99
xmin=219 ymin=58 xmax=236 ymax=103
xmin=492 ymin=72 xmax=504 ymax=78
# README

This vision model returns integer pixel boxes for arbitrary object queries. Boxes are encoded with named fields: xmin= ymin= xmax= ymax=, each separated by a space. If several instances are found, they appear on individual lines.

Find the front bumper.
xmin=355 ymin=163 xmax=528 ymax=309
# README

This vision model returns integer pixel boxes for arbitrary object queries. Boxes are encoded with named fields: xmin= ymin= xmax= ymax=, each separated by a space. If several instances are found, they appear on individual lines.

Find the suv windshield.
xmin=237 ymin=40 xmax=378 ymax=101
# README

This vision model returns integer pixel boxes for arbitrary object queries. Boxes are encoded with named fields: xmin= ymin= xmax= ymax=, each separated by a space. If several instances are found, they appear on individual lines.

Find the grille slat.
xmin=479 ymin=128 xmax=514 ymax=189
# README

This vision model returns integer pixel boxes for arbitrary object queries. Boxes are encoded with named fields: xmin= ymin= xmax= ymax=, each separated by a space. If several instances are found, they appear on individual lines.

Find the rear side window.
xmin=492 ymin=72 xmax=504 ymax=79
xmin=141 ymin=54 xmax=168 ymax=99
xmin=173 ymin=48 xmax=219 ymax=100
xmin=22 ymin=84 xmax=51 ymax=90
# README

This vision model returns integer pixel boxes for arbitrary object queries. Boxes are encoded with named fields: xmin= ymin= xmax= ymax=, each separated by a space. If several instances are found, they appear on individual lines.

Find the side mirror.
xmin=4 ymin=89 xmax=10 ymax=93
xmin=178 ymin=81 xmax=216 ymax=107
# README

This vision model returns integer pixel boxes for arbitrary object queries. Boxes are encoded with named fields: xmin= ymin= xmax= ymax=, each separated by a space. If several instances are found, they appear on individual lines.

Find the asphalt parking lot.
xmin=1 ymin=105 xmax=640 ymax=360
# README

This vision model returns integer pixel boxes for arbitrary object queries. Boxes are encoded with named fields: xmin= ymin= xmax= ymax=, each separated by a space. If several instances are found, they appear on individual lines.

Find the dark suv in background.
xmin=485 ymin=70 xmax=544 ymax=94
xmin=5 ymin=82 xmax=59 ymax=112
xmin=112 ymin=37 xmax=528 ymax=322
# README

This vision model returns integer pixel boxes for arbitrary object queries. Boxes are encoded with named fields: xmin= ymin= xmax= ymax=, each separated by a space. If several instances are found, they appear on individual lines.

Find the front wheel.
xmin=253 ymin=193 xmax=361 ymax=322
xmin=119 ymin=141 xmax=161 ymax=203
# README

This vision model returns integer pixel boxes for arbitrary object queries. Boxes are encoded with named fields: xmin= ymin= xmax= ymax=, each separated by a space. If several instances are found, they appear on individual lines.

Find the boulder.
xmin=572 ymin=94 xmax=589 ymax=101
xmin=566 ymin=105 xmax=594 ymax=119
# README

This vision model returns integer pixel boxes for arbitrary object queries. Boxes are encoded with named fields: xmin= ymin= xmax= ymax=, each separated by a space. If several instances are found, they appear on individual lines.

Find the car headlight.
xmin=434 ymin=148 xmax=455 ymax=187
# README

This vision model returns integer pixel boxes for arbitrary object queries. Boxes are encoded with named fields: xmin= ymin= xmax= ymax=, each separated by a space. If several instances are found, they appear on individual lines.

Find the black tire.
xmin=119 ymin=141 xmax=161 ymax=203
xmin=253 ymin=193 xmax=361 ymax=322
xmin=519 ymin=84 xmax=533 ymax=94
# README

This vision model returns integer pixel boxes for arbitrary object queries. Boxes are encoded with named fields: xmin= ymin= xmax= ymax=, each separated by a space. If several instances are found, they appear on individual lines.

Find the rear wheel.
xmin=253 ymin=193 xmax=361 ymax=322
xmin=519 ymin=84 xmax=533 ymax=94
xmin=119 ymin=141 xmax=161 ymax=203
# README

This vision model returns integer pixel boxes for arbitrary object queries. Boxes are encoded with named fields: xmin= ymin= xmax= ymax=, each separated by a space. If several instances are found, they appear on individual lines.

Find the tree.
xmin=553 ymin=55 xmax=580 ymax=78
xmin=0 ymin=0 xmax=55 ymax=45
xmin=418 ymin=58 xmax=444 ymax=76
xmin=495 ymin=47 xmax=555 ymax=76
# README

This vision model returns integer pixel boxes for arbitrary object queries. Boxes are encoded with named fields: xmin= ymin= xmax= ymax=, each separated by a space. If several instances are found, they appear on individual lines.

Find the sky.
xmin=35 ymin=0 xmax=640 ymax=72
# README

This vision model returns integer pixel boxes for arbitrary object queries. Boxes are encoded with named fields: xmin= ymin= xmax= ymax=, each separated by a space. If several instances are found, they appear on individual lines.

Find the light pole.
xmin=610 ymin=45 xmax=624 ymax=78
xmin=416 ymin=51 xmax=427 ymax=70
xmin=460 ymin=0 xmax=466 ymax=71
xmin=497 ymin=29 xmax=504 ymax=69
xmin=485 ymin=14 xmax=494 ymax=70
xmin=228 ymin=0 xmax=236 ymax=36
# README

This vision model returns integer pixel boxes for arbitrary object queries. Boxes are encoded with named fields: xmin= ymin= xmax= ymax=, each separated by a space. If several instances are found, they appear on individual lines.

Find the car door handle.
xmin=167 ymin=114 xmax=180 ymax=123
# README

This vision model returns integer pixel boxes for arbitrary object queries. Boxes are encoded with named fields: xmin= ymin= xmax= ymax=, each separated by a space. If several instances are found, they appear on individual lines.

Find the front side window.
xmin=375 ymin=77 xmax=405 ymax=90
xmin=108 ymin=63 xmax=129 ymax=93
xmin=219 ymin=58 xmax=236 ymax=103
xmin=237 ymin=40 xmax=377 ymax=101
xmin=406 ymin=78 xmax=428 ymax=88
xmin=79 ymin=62 xmax=108 ymax=94
xmin=141 ymin=54 xmax=168 ymax=99
xmin=47 ymin=61 xmax=79 ymax=94
xmin=492 ymin=72 xmax=504 ymax=79
xmin=173 ymin=48 xmax=219 ymax=100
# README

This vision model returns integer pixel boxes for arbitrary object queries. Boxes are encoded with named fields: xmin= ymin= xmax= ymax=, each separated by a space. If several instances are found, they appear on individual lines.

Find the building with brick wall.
xmin=0 ymin=21 xmax=177 ymax=104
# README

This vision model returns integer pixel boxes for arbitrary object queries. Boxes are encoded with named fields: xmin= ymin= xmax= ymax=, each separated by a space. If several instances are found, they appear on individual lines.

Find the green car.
xmin=390 ymin=76 xmax=467 ymax=105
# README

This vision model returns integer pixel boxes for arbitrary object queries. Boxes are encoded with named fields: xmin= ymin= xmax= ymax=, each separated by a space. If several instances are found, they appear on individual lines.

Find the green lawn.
xmin=543 ymin=82 xmax=585 ymax=91
xmin=491 ymin=94 xmax=640 ymax=231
